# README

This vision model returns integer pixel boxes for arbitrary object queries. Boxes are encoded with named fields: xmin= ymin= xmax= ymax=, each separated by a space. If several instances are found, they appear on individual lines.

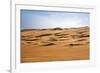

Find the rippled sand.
xmin=21 ymin=26 xmax=89 ymax=63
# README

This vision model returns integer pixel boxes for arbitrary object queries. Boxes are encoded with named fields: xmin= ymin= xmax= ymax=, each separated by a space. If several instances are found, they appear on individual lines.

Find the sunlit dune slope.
xmin=21 ymin=26 xmax=89 ymax=63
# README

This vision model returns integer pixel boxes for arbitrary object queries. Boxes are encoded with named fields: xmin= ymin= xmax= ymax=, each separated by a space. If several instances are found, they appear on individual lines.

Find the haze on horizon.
xmin=21 ymin=10 xmax=90 ymax=29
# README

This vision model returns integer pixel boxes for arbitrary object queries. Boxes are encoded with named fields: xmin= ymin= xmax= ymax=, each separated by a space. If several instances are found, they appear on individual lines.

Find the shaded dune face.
xmin=21 ymin=26 xmax=89 ymax=63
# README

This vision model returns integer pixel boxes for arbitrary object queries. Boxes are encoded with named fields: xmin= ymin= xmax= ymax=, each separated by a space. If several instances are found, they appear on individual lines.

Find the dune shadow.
xmin=41 ymin=43 xmax=55 ymax=46
xmin=68 ymin=43 xmax=84 ymax=46
xmin=48 ymin=37 xmax=58 ymax=41
xmin=35 ymin=33 xmax=52 ymax=38
xmin=75 ymin=39 xmax=86 ymax=42
xmin=22 ymin=38 xmax=39 ymax=41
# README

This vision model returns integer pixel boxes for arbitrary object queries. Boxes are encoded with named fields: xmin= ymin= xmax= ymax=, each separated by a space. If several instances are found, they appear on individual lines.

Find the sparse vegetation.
xmin=51 ymin=27 xmax=63 ymax=30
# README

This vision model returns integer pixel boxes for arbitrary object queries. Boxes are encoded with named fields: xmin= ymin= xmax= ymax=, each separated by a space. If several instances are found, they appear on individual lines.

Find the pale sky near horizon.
xmin=21 ymin=10 xmax=90 ymax=29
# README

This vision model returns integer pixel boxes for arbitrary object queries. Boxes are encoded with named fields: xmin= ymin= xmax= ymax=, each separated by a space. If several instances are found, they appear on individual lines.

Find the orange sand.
xmin=21 ymin=26 xmax=89 ymax=63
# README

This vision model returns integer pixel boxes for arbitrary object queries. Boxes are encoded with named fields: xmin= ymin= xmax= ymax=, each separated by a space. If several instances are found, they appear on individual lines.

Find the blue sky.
xmin=21 ymin=10 xmax=90 ymax=29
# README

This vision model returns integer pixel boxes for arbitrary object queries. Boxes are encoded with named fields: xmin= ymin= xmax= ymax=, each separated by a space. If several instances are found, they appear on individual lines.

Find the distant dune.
xmin=21 ymin=26 xmax=89 ymax=63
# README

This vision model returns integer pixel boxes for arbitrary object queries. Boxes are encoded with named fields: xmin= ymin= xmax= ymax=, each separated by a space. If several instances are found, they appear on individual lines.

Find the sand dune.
xmin=21 ymin=26 xmax=89 ymax=63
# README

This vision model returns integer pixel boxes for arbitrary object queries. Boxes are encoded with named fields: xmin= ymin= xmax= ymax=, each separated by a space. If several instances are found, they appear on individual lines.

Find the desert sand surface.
xmin=21 ymin=26 xmax=89 ymax=63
